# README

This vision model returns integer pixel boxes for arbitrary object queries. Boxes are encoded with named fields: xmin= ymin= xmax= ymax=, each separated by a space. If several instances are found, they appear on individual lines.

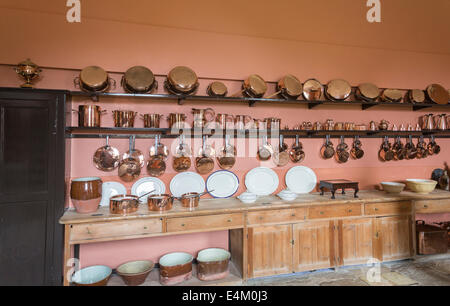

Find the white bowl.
xmin=277 ymin=189 xmax=297 ymax=201
xmin=405 ymin=179 xmax=437 ymax=194
xmin=380 ymin=182 xmax=405 ymax=194
xmin=237 ymin=191 xmax=257 ymax=203
xmin=71 ymin=265 xmax=112 ymax=286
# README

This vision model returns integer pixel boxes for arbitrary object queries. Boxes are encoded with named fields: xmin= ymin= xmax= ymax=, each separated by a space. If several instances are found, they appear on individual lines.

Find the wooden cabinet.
xmin=415 ymin=199 xmax=450 ymax=213
xmin=293 ymin=221 xmax=335 ymax=272
xmin=338 ymin=218 xmax=373 ymax=266
xmin=247 ymin=225 xmax=293 ymax=278
xmin=166 ymin=213 xmax=244 ymax=233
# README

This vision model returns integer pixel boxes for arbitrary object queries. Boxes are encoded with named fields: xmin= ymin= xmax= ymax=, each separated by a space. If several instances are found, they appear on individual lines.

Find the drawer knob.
xmin=348 ymin=209 xmax=352 ymax=213
xmin=259 ymin=216 xmax=264 ymax=220
xmin=181 ymin=224 xmax=185 ymax=227
xmin=374 ymin=208 xmax=379 ymax=211
xmin=144 ymin=227 xmax=148 ymax=230
xmin=320 ymin=211 xmax=324 ymax=215
xmin=424 ymin=205 xmax=428 ymax=208
xmin=291 ymin=214 xmax=296 ymax=217
xmin=227 ymin=219 xmax=232 ymax=222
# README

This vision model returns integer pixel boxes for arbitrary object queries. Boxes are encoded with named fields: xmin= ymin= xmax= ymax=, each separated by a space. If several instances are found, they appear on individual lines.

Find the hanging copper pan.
xmin=207 ymin=81 xmax=228 ymax=97
xmin=165 ymin=66 xmax=199 ymax=95
xmin=93 ymin=136 xmax=120 ymax=171
xmin=407 ymin=89 xmax=425 ymax=103
xmin=355 ymin=83 xmax=379 ymax=102
xmin=266 ymin=75 xmax=303 ymax=100
xmin=75 ymin=66 xmax=116 ymax=93
xmin=325 ymin=79 xmax=352 ymax=101
xmin=426 ymin=84 xmax=449 ymax=104
xmin=122 ymin=66 xmax=157 ymax=94
xmin=302 ymin=79 xmax=323 ymax=101
xmin=118 ymin=137 xmax=142 ymax=182
xmin=381 ymin=89 xmax=403 ymax=103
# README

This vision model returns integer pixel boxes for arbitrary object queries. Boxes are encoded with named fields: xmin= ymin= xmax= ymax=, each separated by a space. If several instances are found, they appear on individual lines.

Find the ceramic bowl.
xmin=116 ymin=260 xmax=154 ymax=286
xmin=405 ymin=179 xmax=437 ymax=194
xmin=197 ymin=248 xmax=231 ymax=281
xmin=237 ymin=191 xmax=257 ymax=204
xmin=71 ymin=265 xmax=112 ymax=286
xmin=159 ymin=252 xmax=193 ymax=285
xmin=380 ymin=182 xmax=406 ymax=194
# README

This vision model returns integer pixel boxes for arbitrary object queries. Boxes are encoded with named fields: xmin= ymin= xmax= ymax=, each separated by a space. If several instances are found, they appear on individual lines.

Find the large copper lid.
xmin=381 ymin=89 xmax=403 ymax=102
xmin=167 ymin=66 xmax=198 ymax=93
xmin=357 ymin=83 xmax=379 ymax=101
xmin=207 ymin=81 xmax=228 ymax=97
xmin=80 ymin=66 xmax=108 ymax=89
xmin=302 ymin=78 xmax=323 ymax=101
xmin=426 ymin=84 xmax=449 ymax=104
xmin=326 ymin=79 xmax=352 ymax=101
xmin=123 ymin=66 xmax=155 ymax=93
xmin=408 ymin=89 xmax=425 ymax=103
xmin=278 ymin=75 xmax=303 ymax=98
xmin=243 ymin=74 xmax=267 ymax=97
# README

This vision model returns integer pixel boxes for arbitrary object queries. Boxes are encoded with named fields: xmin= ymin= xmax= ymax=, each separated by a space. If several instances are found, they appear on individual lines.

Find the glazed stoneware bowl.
xmin=70 ymin=177 xmax=102 ymax=214
xmin=406 ymin=179 xmax=437 ymax=194
xmin=197 ymin=248 xmax=231 ymax=281
xmin=159 ymin=252 xmax=193 ymax=285
xmin=71 ymin=265 xmax=112 ymax=286
xmin=116 ymin=260 xmax=154 ymax=286
xmin=380 ymin=182 xmax=406 ymax=194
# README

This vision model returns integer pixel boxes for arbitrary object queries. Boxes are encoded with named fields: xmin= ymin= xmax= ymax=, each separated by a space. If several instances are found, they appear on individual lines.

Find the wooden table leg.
xmin=63 ymin=225 xmax=72 ymax=286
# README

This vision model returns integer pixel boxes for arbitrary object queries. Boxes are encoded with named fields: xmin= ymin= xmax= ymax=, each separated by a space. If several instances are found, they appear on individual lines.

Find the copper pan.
xmin=147 ymin=194 xmax=174 ymax=212
xmin=113 ymin=110 xmax=137 ymax=128
xmin=141 ymin=113 xmax=163 ymax=128
xmin=207 ymin=81 xmax=228 ymax=97
xmin=165 ymin=66 xmax=199 ymax=95
xmin=122 ymin=66 xmax=157 ymax=94
xmin=257 ymin=136 xmax=273 ymax=161
xmin=231 ymin=74 xmax=267 ymax=98
xmin=93 ymin=136 xmax=120 ymax=171
xmin=195 ymin=135 xmax=215 ymax=175
xmin=356 ymin=83 xmax=379 ymax=102
xmin=406 ymin=89 xmax=425 ymax=104
xmin=217 ymin=135 xmax=236 ymax=170
xmin=118 ymin=136 xmax=142 ymax=182
xmin=302 ymin=78 xmax=324 ymax=101
xmin=173 ymin=135 xmax=192 ymax=172
xmin=147 ymin=135 xmax=168 ymax=177
xmin=273 ymin=134 xmax=289 ymax=167
xmin=426 ymin=84 xmax=449 ymax=104
xmin=289 ymin=135 xmax=305 ymax=163
xmin=266 ymin=75 xmax=303 ymax=99
xmin=320 ymin=135 xmax=335 ymax=159
xmin=325 ymin=79 xmax=352 ymax=101
xmin=74 ymin=105 xmax=107 ymax=127
xmin=381 ymin=89 xmax=403 ymax=103
xmin=74 ymin=66 xmax=116 ymax=93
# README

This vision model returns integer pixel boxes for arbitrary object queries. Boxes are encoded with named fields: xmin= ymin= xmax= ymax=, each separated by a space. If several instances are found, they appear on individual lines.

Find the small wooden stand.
xmin=319 ymin=179 xmax=359 ymax=199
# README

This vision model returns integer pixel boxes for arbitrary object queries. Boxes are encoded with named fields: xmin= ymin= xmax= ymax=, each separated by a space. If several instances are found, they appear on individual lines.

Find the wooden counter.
xmin=60 ymin=189 xmax=450 ymax=286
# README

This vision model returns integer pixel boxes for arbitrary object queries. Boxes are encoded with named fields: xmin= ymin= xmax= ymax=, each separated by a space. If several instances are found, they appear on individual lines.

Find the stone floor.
xmin=246 ymin=253 xmax=450 ymax=286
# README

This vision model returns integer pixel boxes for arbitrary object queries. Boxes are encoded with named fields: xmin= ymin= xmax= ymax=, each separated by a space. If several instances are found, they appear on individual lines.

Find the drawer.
xmin=70 ymin=218 xmax=163 ymax=242
xmin=365 ymin=201 xmax=412 ymax=216
xmin=415 ymin=199 xmax=450 ymax=213
xmin=247 ymin=208 xmax=307 ymax=226
xmin=166 ymin=213 xmax=244 ymax=233
xmin=308 ymin=203 xmax=361 ymax=219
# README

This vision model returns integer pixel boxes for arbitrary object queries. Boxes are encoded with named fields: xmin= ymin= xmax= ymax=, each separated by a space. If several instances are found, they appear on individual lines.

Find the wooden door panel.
xmin=293 ymin=221 xmax=335 ymax=272
xmin=248 ymin=225 xmax=292 ymax=278
xmin=339 ymin=218 xmax=373 ymax=266
xmin=375 ymin=216 xmax=413 ymax=262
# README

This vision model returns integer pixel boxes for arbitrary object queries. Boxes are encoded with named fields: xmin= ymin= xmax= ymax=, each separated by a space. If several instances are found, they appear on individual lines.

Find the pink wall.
xmin=0 ymin=5 xmax=449 ymax=268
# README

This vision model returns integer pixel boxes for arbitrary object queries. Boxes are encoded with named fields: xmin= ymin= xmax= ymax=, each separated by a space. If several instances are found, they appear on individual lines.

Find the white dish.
xmin=245 ymin=167 xmax=279 ymax=196
xmin=131 ymin=177 xmax=165 ymax=202
xmin=237 ymin=191 xmax=257 ymax=203
xmin=170 ymin=172 xmax=206 ymax=198
xmin=100 ymin=181 xmax=127 ymax=207
xmin=206 ymin=170 xmax=239 ymax=198
xmin=71 ymin=265 xmax=112 ymax=285
xmin=285 ymin=166 xmax=317 ymax=194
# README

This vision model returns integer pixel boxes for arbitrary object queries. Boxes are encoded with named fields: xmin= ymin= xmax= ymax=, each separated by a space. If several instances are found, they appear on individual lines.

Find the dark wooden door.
xmin=0 ymin=89 xmax=66 ymax=285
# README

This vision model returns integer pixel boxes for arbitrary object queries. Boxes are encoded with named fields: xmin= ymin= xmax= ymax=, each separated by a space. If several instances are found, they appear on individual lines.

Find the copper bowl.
xmin=197 ymin=248 xmax=231 ymax=281
xmin=147 ymin=194 xmax=174 ymax=212
xmin=116 ymin=260 xmax=154 ymax=286
xmin=75 ymin=66 xmax=115 ymax=93
xmin=159 ymin=252 xmax=193 ymax=285
xmin=70 ymin=177 xmax=102 ymax=214
xmin=109 ymin=194 xmax=140 ymax=215
xmin=71 ymin=265 xmax=112 ymax=286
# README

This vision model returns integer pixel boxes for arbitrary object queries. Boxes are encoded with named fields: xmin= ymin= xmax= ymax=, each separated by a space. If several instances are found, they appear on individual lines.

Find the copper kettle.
xmin=434 ymin=114 xmax=447 ymax=130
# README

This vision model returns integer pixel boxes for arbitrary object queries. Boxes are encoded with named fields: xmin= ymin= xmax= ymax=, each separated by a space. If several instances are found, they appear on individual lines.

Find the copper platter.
xmin=242 ymin=74 xmax=267 ymax=98
xmin=356 ymin=83 xmax=380 ymax=102
xmin=325 ymin=79 xmax=352 ymax=101
xmin=165 ymin=66 xmax=199 ymax=95
xmin=426 ymin=84 xmax=449 ymax=104
xmin=122 ymin=66 xmax=157 ymax=94
xmin=76 ymin=66 xmax=114 ymax=93
xmin=407 ymin=89 xmax=425 ymax=103
xmin=207 ymin=81 xmax=228 ymax=97
xmin=302 ymin=79 xmax=323 ymax=101
xmin=276 ymin=74 xmax=303 ymax=99
xmin=381 ymin=89 xmax=403 ymax=103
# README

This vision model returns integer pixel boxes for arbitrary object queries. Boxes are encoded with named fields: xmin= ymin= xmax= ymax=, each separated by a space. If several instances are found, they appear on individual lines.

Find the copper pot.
xmin=75 ymin=105 xmax=106 ymax=128
xmin=381 ymin=89 xmax=403 ymax=103
xmin=159 ymin=252 xmax=193 ymax=285
xmin=75 ymin=66 xmax=115 ymax=93
xmin=122 ymin=66 xmax=157 ymax=94
xmin=70 ymin=177 xmax=102 ymax=214
xmin=266 ymin=75 xmax=303 ymax=99
xmin=325 ymin=79 xmax=352 ymax=101
xmin=232 ymin=74 xmax=267 ymax=98
xmin=178 ymin=191 xmax=208 ymax=209
xmin=113 ymin=110 xmax=137 ymax=128
xmin=168 ymin=113 xmax=187 ymax=129
xmin=426 ymin=84 xmax=449 ymax=105
xmin=356 ymin=83 xmax=379 ymax=102
xmin=109 ymin=194 xmax=139 ymax=215
xmin=141 ymin=113 xmax=163 ymax=128
xmin=302 ymin=79 xmax=323 ymax=101
xmin=147 ymin=194 xmax=174 ymax=212
xmin=165 ymin=66 xmax=199 ymax=95
xmin=207 ymin=81 xmax=228 ymax=97
xmin=407 ymin=89 xmax=425 ymax=103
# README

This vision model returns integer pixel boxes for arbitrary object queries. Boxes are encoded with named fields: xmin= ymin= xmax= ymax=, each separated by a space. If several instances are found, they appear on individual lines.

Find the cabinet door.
xmin=338 ymin=218 xmax=373 ymax=266
xmin=292 ymin=221 xmax=335 ymax=272
xmin=248 ymin=225 xmax=293 ymax=278
xmin=374 ymin=215 xmax=413 ymax=262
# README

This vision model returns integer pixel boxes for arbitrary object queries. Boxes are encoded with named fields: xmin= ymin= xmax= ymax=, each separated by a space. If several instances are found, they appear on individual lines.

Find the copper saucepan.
xmin=266 ymin=75 xmax=303 ymax=100
xmin=302 ymin=79 xmax=324 ymax=101
xmin=178 ymin=191 xmax=210 ymax=209
xmin=147 ymin=194 xmax=174 ymax=212
xmin=207 ymin=81 xmax=228 ymax=97
xmin=232 ymin=74 xmax=267 ymax=98
xmin=165 ymin=66 xmax=199 ymax=95
xmin=122 ymin=66 xmax=158 ymax=94
xmin=325 ymin=79 xmax=352 ymax=101
xmin=74 ymin=105 xmax=107 ymax=127
xmin=93 ymin=136 xmax=120 ymax=171
xmin=426 ymin=84 xmax=449 ymax=105
xmin=355 ymin=83 xmax=379 ymax=102
xmin=109 ymin=190 xmax=154 ymax=215
xmin=74 ymin=66 xmax=116 ymax=93
xmin=118 ymin=136 xmax=142 ymax=182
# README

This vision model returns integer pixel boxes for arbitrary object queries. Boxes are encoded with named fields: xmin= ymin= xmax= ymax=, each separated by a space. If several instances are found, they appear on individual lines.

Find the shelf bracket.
xmin=413 ymin=105 xmax=431 ymax=111
xmin=308 ymin=102 xmax=322 ymax=109
xmin=361 ymin=104 xmax=377 ymax=110
xmin=248 ymin=100 xmax=257 ymax=107
xmin=90 ymin=94 xmax=99 ymax=102
xmin=177 ymin=97 xmax=185 ymax=105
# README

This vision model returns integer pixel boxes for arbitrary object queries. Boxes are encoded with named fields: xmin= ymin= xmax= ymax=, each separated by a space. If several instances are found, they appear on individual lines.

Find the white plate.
xmin=170 ymin=172 xmax=206 ymax=198
xmin=245 ymin=167 xmax=279 ymax=196
xmin=100 ymin=182 xmax=127 ymax=207
xmin=131 ymin=177 xmax=165 ymax=202
xmin=285 ymin=166 xmax=317 ymax=194
xmin=206 ymin=170 xmax=239 ymax=198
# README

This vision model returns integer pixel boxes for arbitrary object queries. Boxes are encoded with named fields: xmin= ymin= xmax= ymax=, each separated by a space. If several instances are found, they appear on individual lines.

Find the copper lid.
xmin=278 ymin=75 xmax=303 ymax=98
xmin=326 ymin=79 xmax=352 ymax=100
xmin=408 ymin=89 xmax=425 ymax=103
xmin=80 ymin=66 xmax=108 ymax=89
xmin=123 ymin=66 xmax=155 ymax=93
xmin=357 ymin=83 xmax=379 ymax=101
xmin=302 ymin=79 xmax=323 ymax=101
xmin=243 ymin=74 xmax=267 ymax=97
xmin=167 ymin=66 xmax=198 ymax=93
xmin=382 ymin=89 xmax=403 ymax=102
xmin=207 ymin=81 xmax=228 ymax=97
xmin=426 ymin=84 xmax=449 ymax=104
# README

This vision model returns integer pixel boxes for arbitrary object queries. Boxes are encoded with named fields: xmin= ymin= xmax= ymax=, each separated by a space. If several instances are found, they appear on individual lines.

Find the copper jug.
xmin=420 ymin=114 xmax=434 ymax=130
xmin=434 ymin=114 xmax=447 ymax=130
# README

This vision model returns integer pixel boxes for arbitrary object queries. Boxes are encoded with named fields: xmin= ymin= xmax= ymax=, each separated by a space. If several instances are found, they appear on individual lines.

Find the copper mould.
xmin=356 ymin=83 xmax=380 ymax=102
xmin=302 ymin=78 xmax=324 ymax=101
xmin=381 ymin=89 xmax=403 ymax=103
xmin=93 ymin=136 xmax=120 ymax=171
xmin=122 ymin=66 xmax=157 ymax=94
xmin=75 ymin=105 xmax=106 ymax=127
xmin=325 ymin=79 xmax=352 ymax=101
xmin=75 ymin=66 xmax=115 ymax=93
xmin=165 ymin=66 xmax=199 ymax=95
xmin=207 ymin=81 xmax=228 ymax=97
xmin=426 ymin=84 xmax=449 ymax=104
